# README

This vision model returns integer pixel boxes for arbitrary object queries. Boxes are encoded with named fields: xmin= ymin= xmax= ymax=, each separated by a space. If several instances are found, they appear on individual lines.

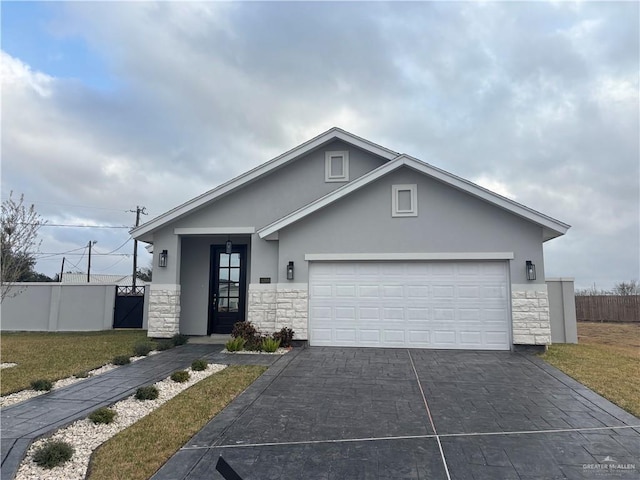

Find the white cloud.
xmin=2 ymin=2 xmax=638 ymax=288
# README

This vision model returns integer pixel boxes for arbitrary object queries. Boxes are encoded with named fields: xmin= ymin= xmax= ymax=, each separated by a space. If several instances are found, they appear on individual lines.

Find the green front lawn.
xmin=87 ymin=365 xmax=266 ymax=480
xmin=1 ymin=330 xmax=148 ymax=395
xmin=541 ymin=322 xmax=640 ymax=417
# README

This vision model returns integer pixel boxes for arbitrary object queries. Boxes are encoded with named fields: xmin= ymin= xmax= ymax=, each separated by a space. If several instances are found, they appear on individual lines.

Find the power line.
xmin=33 ymin=252 xmax=131 ymax=257
xmin=94 ymin=238 xmax=132 ymax=255
xmin=97 ymin=256 xmax=129 ymax=273
xmin=34 ymin=246 xmax=87 ymax=260
xmin=63 ymin=256 xmax=85 ymax=272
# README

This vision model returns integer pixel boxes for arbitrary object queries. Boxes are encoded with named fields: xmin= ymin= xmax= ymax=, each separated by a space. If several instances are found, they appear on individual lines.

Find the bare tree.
xmin=1 ymin=193 xmax=46 ymax=300
xmin=575 ymin=283 xmax=610 ymax=296
xmin=612 ymin=280 xmax=639 ymax=296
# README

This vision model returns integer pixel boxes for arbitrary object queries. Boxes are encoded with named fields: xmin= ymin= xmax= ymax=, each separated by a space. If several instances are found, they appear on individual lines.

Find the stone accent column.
xmin=147 ymin=284 xmax=181 ymax=338
xmin=511 ymin=285 xmax=551 ymax=345
xmin=275 ymin=286 xmax=308 ymax=340
xmin=247 ymin=283 xmax=308 ymax=339
xmin=247 ymin=284 xmax=277 ymax=333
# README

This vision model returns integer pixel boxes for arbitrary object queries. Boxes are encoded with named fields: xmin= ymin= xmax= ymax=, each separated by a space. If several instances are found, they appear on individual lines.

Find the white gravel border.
xmin=15 ymin=363 xmax=226 ymax=480
xmin=0 ymin=351 xmax=159 ymax=409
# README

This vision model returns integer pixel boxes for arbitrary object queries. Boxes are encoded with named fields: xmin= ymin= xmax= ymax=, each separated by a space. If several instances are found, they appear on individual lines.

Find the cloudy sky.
xmin=2 ymin=1 xmax=638 ymax=289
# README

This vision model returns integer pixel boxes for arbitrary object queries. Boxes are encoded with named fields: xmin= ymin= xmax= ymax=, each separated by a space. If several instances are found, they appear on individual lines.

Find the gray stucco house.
xmin=132 ymin=128 xmax=569 ymax=350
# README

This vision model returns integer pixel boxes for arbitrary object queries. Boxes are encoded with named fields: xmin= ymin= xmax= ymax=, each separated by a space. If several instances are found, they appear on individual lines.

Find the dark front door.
xmin=208 ymin=244 xmax=247 ymax=334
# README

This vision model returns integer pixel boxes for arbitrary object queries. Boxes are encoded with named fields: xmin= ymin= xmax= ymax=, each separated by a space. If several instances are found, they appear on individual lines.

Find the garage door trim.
xmin=305 ymin=252 xmax=515 ymax=261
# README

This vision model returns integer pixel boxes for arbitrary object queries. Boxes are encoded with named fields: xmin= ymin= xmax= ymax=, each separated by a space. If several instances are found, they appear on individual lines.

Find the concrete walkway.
xmin=0 ymin=343 xmax=280 ymax=480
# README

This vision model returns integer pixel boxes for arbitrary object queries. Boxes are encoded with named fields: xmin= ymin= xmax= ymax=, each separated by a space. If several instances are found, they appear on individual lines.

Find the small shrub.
xmin=273 ymin=327 xmax=295 ymax=348
xmin=231 ymin=321 xmax=258 ymax=341
xmin=156 ymin=339 xmax=174 ymax=351
xmin=33 ymin=440 xmax=74 ymax=469
xmin=170 ymin=370 xmax=190 ymax=383
xmin=245 ymin=335 xmax=263 ymax=351
xmin=171 ymin=333 xmax=189 ymax=346
xmin=133 ymin=341 xmax=155 ymax=357
xmin=112 ymin=355 xmax=131 ymax=366
xmin=262 ymin=337 xmax=281 ymax=353
xmin=31 ymin=379 xmax=53 ymax=391
xmin=191 ymin=359 xmax=208 ymax=371
xmin=135 ymin=386 xmax=159 ymax=401
xmin=74 ymin=371 xmax=90 ymax=378
xmin=89 ymin=407 xmax=116 ymax=425
xmin=225 ymin=337 xmax=246 ymax=352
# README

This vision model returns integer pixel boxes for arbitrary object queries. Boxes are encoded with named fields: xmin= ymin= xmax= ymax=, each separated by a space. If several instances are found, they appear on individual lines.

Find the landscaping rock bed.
xmin=0 ymin=352 xmax=159 ymax=409
xmin=15 ymin=363 xmax=226 ymax=480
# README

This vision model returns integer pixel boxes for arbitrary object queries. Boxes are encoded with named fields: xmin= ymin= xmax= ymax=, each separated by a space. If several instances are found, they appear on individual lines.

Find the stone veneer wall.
xmin=247 ymin=284 xmax=308 ymax=339
xmin=147 ymin=285 xmax=181 ymax=338
xmin=511 ymin=285 xmax=551 ymax=345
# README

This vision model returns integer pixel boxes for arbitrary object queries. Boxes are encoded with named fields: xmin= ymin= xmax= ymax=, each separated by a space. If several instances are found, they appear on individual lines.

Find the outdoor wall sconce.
xmin=287 ymin=261 xmax=294 ymax=280
xmin=526 ymin=260 xmax=536 ymax=281
xmin=158 ymin=250 xmax=168 ymax=268
xmin=225 ymin=239 xmax=233 ymax=254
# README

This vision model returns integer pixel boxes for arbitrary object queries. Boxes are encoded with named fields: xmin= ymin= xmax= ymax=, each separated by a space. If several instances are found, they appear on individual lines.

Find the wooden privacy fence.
xmin=576 ymin=295 xmax=640 ymax=322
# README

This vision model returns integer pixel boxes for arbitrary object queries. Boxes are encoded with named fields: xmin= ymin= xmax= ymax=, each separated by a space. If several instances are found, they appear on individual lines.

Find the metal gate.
xmin=113 ymin=286 xmax=145 ymax=328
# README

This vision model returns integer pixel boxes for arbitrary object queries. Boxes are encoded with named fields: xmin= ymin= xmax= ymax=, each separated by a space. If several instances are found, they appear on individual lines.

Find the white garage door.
xmin=308 ymin=261 xmax=510 ymax=350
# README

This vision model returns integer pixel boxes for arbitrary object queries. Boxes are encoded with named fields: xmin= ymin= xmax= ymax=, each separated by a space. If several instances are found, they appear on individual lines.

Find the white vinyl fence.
xmin=1 ymin=283 xmax=148 ymax=332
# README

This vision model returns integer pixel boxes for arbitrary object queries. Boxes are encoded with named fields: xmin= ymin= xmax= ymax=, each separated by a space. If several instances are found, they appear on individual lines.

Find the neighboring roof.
xmin=131 ymin=127 xmax=399 ymax=241
xmin=258 ymin=155 xmax=570 ymax=242
xmin=61 ymin=274 xmax=144 ymax=285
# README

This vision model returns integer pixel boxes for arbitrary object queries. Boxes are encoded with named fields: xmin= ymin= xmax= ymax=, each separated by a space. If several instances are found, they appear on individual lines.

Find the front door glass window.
xmin=217 ymin=252 xmax=240 ymax=312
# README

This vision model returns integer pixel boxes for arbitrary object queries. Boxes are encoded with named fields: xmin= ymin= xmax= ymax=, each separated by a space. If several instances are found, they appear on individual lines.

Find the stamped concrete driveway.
xmin=154 ymin=347 xmax=640 ymax=480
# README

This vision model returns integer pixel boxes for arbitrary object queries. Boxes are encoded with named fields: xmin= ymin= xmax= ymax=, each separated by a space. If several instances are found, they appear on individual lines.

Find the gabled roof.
xmin=131 ymin=127 xmax=398 ymax=241
xmin=258 ymin=155 xmax=570 ymax=242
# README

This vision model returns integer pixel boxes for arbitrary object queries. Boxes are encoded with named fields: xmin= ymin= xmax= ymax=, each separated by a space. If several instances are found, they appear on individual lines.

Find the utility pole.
xmin=130 ymin=206 xmax=147 ymax=289
xmin=87 ymin=241 xmax=97 ymax=282
xmin=59 ymin=257 xmax=65 ymax=283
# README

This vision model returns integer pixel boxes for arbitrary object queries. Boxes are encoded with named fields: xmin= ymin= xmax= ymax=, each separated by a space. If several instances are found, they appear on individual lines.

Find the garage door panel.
xmin=335 ymin=307 xmax=356 ymax=320
xmin=359 ymin=307 xmax=381 ymax=320
xmin=311 ymin=328 xmax=333 ymax=342
xmin=311 ymin=284 xmax=333 ymax=297
xmin=358 ymin=285 xmax=380 ymax=297
xmin=459 ymin=330 xmax=483 ymax=345
xmin=381 ymin=285 xmax=403 ymax=298
xmin=458 ymin=263 xmax=481 ymax=275
xmin=381 ymin=263 xmax=406 ymax=276
xmin=485 ymin=331 xmax=509 ymax=346
xmin=430 ymin=263 xmax=456 ymax=275
xmin=408 ymin=330 xmax=430 ymax=344
xmin=383 ymin=330 xmax=405 ymax=343
xmin=407 ymin=308 xmax=429 ymax=321
xmin=458 ymin=286 xmax=481 ymax=298
xmin=335 ymin=328 xmax=357 ymax=342
xmin=433 ymin=330 xmax=457 ymax=345
xmin=309 ymin=261 xmax=510 ymax=350
xmin=335 ymin=285 xmax=356 ymax=297
xmin=359 ymin=329 xmax=380 ymax=342
xmin=433 ymin=286 xmax=455 ymax=298
xmin=482 ymin=262 xmax=508 ymax=276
